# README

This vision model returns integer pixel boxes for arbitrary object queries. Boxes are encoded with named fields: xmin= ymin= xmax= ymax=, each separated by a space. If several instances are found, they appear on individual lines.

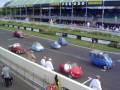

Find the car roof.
xmin=90 ymin=50 xmax=104 ymax=55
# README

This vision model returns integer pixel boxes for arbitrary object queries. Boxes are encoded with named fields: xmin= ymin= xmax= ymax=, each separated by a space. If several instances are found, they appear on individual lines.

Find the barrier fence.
xmin=0 ymin=46 xmax=92 ymax=90
xmin=0 ymin=23 xmax=119 ymax=46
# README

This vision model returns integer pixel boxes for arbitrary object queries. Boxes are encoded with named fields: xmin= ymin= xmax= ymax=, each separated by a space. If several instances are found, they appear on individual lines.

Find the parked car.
xmin=89 ymin=50 xmax=113 ymax=69
xmin=13 ymin=31 xmax=24 ymax=38
xmin=58 ymin=37 xmax=68 ymax=46
xmin=31 ymin=42 xmax=44 ymax=51
xmin=59 ymin=62 xmax=83 ymax=78
xmin=9 ymin=43 xmax=26 ymax=54
xmin=50 ymin=41 xmax=61 ymax=49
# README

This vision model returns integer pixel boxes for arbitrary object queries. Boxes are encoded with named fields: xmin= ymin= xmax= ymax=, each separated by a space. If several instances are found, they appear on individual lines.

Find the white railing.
xmin=0 ymin=46 xmax=92 ymax=90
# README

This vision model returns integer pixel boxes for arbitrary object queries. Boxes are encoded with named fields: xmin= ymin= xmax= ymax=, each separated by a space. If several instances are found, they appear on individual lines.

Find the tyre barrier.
xmin=1 ymin=24 xmax=119 ymax=48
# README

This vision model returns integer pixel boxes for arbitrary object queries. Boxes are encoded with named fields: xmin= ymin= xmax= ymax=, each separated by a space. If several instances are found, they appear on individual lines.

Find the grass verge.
xmin=0 ymin=26 xmax=119 ymax=52
xmin=0 ymin=21 xmax=120 ymax=42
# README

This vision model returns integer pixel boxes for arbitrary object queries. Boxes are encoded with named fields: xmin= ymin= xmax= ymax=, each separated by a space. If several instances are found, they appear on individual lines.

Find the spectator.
xmin=1 ymin=65 xmax=13 ymax=87
xmin=40 ymin=56 xmax=47 ymax=67
xmin=45 ymin=58 xmax=54 ymax=71
xmin=89 ymin=75 xmax=102 ymax=90
xmin=54 ymin=75 xmax=60 ymax=90
xmin=87 ymin=22 xmax=90 ymax=27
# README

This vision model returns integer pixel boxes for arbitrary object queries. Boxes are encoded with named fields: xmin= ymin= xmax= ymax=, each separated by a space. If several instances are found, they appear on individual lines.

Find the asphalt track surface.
xmin=0 ymin=29 xmax=120 ymax=90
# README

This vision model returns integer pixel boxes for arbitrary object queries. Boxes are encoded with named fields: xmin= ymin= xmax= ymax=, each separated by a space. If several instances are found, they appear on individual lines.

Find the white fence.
xmin=0 ymin=46 xmax=92 ymax=90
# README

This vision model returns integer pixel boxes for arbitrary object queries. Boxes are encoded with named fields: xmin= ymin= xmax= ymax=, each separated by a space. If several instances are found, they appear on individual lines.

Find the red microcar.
xmin=13 ymin=31 xmax=24 ymax=38
xmin=9 ymin=43 xmax=26 ymax=54
xmin=59 ymin=62 xmax=84 ymax=78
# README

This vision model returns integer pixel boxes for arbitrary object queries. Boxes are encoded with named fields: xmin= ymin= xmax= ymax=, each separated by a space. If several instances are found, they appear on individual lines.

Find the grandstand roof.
xmin=1 ymin=0 xmax=118 ymax=8
xmin=7 ymin=0 xmax=59 ymax=7
xmin=4 ymin=0 xmax=89 ymax=7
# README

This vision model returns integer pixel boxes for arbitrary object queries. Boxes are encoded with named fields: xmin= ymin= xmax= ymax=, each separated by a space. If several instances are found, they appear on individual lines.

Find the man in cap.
xmin=40 ymin=56 xmax=47 ymax=67
xmin=1 ymin=65 xmax=12 ymax=87
xmin=89 ymin=75 xmax=102 ymax=90
xmin=45 ymin=58 xmax=54 ymax=71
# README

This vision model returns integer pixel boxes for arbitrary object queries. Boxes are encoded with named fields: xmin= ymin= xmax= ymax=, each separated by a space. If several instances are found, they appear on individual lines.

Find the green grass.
xmin=66 ymin=38 xmax=119 ymax=52
xmin=0 ymin=26 xmax=119 ymax=52
xmin=0 ymin=21 xmax=120 ymax=42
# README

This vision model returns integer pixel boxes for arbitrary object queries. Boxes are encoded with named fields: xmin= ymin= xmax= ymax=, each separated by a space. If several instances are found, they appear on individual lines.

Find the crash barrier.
xmin=56 ymin=32 xmax=111 ymax=45
xmin=1 ymin=23 xmax=119 ymax=48
xmin=0 ymin=46 xmax=92 ymax=90
xmin=55 ymin=32 xmax=120 ymax=48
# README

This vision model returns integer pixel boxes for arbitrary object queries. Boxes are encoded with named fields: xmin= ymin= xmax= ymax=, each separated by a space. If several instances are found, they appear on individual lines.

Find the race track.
xmin=0 ymin=29 xmax=120 ymax=90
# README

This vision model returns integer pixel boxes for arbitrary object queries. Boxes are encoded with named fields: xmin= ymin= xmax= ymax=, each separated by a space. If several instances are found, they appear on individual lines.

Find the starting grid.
xmin=0 ymin=46 xmax=92 ymax=90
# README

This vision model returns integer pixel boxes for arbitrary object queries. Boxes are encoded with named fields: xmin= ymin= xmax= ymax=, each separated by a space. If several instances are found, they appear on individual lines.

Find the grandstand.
xmin=0 ymin=0 xmax=120 ymax=31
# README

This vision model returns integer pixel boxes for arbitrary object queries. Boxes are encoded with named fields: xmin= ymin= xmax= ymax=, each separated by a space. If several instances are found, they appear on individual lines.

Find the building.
xmin=0 ymin=0 xmax=120 ymax=27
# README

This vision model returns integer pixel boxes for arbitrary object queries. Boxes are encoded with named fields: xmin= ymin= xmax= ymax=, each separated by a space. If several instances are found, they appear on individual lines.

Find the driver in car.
xmin=64 ymin=62 xmax=72 ymax=72
xmin=13 ymin=43 xmax=20 ymax=48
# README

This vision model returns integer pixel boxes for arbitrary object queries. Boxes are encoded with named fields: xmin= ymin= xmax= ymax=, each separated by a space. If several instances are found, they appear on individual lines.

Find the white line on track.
xmin=117 ymin=60 xmax=120 ymax=62
xmin=8 ymin=38 xmax=18 ymax=41
xmin=13 ymin=35 xmax=88 ymax=61
xmin=45 ymin=48 xmax=88 ymax=61
xmin=100 ymin=69 xmax=107 ymax=72
xmin=17 ymin=38 xmax=88 ymax=61
xmin=0 ymin=32 xmax=6 ymax=34
xmin=82 ymin=77 xmax=92 ymax=85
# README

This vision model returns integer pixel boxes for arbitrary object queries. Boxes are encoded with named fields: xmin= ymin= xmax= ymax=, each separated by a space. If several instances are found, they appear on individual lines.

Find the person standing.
xmin=40 ymin=56 xmax=47 ymax=67
xmin=45 ymin=58 xmax=54 ymax=71
xmin=89 ymin=75 xmax=102 ymax=90
xmin=54 ymin=75 xmax=60 ymax=90
xmin=1 ymin=65 xmax=12 ymax=87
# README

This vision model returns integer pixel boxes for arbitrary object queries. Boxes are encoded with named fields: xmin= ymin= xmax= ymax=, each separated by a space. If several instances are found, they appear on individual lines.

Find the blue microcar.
xmin=31 ymin=42 xmax=44 ymax=51
xmin=58 ymin=37 xmax=68 ymax=46
xmin=50 ymin=41 xmax=61 ymax=49
xmin=89 ymin=50 xmax=113 ymax=69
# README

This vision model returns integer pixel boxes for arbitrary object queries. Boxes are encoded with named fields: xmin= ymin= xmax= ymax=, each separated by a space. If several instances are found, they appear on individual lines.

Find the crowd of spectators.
xmin=2 ymin=6 xmax=120 ymax=34
xmin=96 ymin=23 xmax=120 ymax=33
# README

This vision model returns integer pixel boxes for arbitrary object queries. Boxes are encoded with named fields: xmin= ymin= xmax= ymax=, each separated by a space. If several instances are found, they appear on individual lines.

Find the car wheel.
xmin=103 ymin=66 xmax=107 ymax=70
xmin=15 ymin=51 xmax=18 ymax=54
xmin=16 ymin=50 xmax=21 ymax=54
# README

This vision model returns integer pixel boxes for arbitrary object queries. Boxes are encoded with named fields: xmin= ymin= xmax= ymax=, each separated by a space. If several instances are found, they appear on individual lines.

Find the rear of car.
xmin=14 ymin=31 xmax=24 ymax=38
xmin=69 ymin=66 xmax=83 ymax=78
xmin=31 ymin=42 xmax=44 ymax=51
xmin=50 ymin=41 xmax=61 ymax=49
xmin=89 ymin=51 xmax=113 ymax=69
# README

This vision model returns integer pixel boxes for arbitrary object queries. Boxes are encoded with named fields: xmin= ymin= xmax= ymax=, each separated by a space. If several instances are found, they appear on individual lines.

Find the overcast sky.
xmin=0 ymin=0 xmax=11 ymax=8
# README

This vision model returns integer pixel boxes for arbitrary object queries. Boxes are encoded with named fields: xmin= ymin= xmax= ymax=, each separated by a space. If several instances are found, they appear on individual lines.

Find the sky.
xmin=0 ymin=0 xmax=11 ymax=8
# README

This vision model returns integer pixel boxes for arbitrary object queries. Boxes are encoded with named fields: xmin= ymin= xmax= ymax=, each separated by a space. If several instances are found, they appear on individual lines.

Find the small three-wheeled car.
xmin=58 ymin=37 xmax=68 ymax=46
xmin=50 ymin=41 xmax=61 ymax=49
xmin=13 ymin=31 xmax=24 ymax=38
xmin=31 ymin=42 xmax=44 ymax=51
xmin=9 ymin=43 xmax=26 ymax=54
xmin=59 ymin=62 xmax=83 ymax=78
xmin=89 ymin=50 xmax=113 ymax=69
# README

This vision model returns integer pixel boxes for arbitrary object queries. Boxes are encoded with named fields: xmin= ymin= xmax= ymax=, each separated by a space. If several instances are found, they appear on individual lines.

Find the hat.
xmin=30 ymin=50 xmax=34 ymax=53
xmin=48 ymin=58 xmax=52 ymax=61
xmin=43 ymin=56 xmax=47 ymax=59
xmin=95 ymin=75 xmax=100 ymax=79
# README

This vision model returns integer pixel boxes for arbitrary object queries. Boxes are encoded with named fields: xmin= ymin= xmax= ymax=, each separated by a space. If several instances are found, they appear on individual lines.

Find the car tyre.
xmin=103 ymin=66 xmax=107 ymax=70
